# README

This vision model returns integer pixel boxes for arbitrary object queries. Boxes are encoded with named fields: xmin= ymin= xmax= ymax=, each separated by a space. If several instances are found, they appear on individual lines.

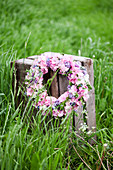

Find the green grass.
xmin=0 ymin=0 xmax=113 ymax=169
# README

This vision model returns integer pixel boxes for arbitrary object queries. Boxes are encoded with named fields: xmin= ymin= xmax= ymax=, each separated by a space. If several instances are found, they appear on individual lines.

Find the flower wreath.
xmin=25 ymin=53 xmax=91 ymax=117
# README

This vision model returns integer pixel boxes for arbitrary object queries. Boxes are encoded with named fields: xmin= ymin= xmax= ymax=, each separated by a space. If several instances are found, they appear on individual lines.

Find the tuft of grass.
xmin=1 ymin=0 xmax=113 ymax=57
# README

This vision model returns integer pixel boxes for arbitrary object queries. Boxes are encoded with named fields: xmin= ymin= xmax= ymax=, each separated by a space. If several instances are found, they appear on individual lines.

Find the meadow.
xmin=0 ymin=0 xmax=113 ymax=169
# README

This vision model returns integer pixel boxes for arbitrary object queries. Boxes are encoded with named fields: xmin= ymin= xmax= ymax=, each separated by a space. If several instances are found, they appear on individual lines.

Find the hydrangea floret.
xmin=25 ymin=53 xmax=91 ymax=117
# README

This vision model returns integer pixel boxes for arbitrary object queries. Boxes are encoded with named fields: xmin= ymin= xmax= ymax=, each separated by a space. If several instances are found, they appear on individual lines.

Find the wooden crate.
xmin=12 ymin=52 xmax=96 ymax=142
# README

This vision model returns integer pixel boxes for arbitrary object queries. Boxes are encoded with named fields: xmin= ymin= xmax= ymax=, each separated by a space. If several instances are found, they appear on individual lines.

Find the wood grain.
xmin=58 ymin=74 xmax=69 ymax=96
xmin=74 ymin=106 xmax=83 ymax=131
xmin=50 ymin=70 xmax=59 ymax=98
xmin=84 ymin=59 xmax=96 ymax=143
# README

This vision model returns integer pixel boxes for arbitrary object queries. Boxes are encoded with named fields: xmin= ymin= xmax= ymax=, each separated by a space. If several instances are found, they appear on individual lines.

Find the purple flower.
xmin=34 ymin=79 xmax=38 ymax=83
xmin=77 ymin=88 xmax=79 ymax=92
xmin=32 ymin=73 xmax=34 ymax=77
xmin=69 ymin=93 xmax=73 ymax=99
xmin=52 ymin=106 xmax=55 ymax=110
xmin=65 ymin=61 xmax=71 ymax=68
xmin=33 ymin=65 xmax=38 ymax=68
xmin=54 ymin=100 xmax=60 ymax=107
xmin=46 ymin=58 xmax=50 ymax=67
xmin=67 ymin=77 xmax=69 ymax=80
xmin=75 ymin=64 xmax=79 ymax=67
xmin=83 ymin=70 xmax=86 ymax=75
xmin=70 ymin=102 xmax=76 ymax=106
xmin=30 ymin=79 xmax=33 ymax=83
xmin=68 ymin=73 xmax=72 ymax=77
xmin=67 ymin=85 xmax=71 ymax=90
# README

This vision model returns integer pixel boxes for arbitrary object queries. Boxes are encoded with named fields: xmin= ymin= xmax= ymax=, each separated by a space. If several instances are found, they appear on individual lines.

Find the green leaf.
xmin=77 ymin=163 xmax=83 ymax=170
xmin=31 ymin=153 xmax=39 ymax=170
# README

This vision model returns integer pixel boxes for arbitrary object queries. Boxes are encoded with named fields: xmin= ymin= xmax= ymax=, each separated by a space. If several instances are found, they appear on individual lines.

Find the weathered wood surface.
xmin=74 ymin=106 xmax=83 ymax=130
xmin=58 ymin=74 xmax=69 ymax=95
xmin=84 ymin=59 xmax=96 ymax=134
xmin=12 ymin=58 xmax=33 ymax=85
xmin=12 ymin=52 xmax=96 ymax=143
xmin=50 ymin=70 xmax=59 ymax=98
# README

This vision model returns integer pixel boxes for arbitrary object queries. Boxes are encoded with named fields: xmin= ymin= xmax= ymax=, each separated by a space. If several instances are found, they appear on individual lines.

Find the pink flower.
xmin=41 ymin=67 xmax=48 ymax=74
xmin=69 ymin=85 xmax=77 ymax=94
xmin=38 ymin=101 xmax=44 ymax=106
xmin=74 ymin=99 xmax=82 ymax=106
xmin=59 ymin=62 xmax=70 ymax=74
xmin=45 ymin=96 xmax=57 ymax=106
xmin=33 ymin=103 xmax=38 ymax=108
xmin=32 ymin=83 xmax=43 ymax=91
xmin=25 ymin=74 xmax=31 ymax=80
xmin=65 ymin=101 xmax=72 ymax=113
xmin=40 ymin=91 xmax=47 ymax=99
xmin=58 ymin=92 xmax=69 ymax=103
xmin=50 ymin=57 xmax=60 ymax=71
xmin=78 ymin=87 xmax=85 ymax=95
xmin=27 ymin=87 xmax=34 ymax=96
xmin=58 ymin=110 xmax=64 ymax=117
xmin=53 ymin=110 xmax=58 ymax=117
xmin=69 ymin=72 xmax=78 ymax=84
xmin=83 ymin=94 xmax=89 ymax=102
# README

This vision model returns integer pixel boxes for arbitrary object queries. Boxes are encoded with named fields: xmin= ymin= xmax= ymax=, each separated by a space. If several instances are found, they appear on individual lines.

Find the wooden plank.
xmin=84 ymin=59 xmax=96 ymax=143
xmin=74 ymin=106 xmax=83 ymax=131
xmin=14 ymin=59 xmax=33 ymax=84
xmin=11 ymin=59 xmax=33 ymax=107
xmin=58 ymin=74 xmax=69 ymax=96
xmin=84 ymin=59 xmax=96 ymax=128
xmin=11 ymin=58 xmax=33 ymax=92
xmin=84 ymin=59 xmax=94 ymax=86
xmin=50 ymin=70 xmax=59 ymax=98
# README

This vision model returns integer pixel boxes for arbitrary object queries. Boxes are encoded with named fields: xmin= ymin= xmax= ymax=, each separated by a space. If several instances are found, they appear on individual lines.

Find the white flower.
xmin=103 ymin=143 xmax=108 ymax=148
